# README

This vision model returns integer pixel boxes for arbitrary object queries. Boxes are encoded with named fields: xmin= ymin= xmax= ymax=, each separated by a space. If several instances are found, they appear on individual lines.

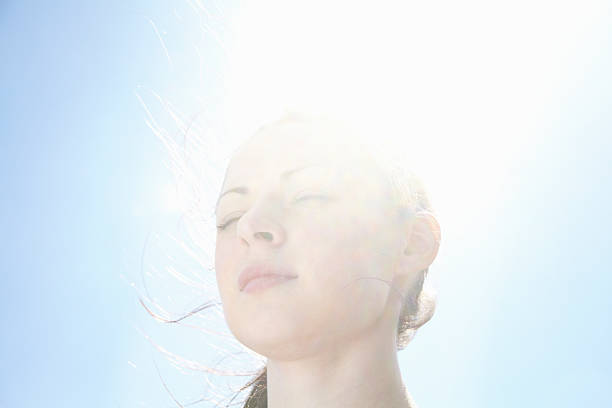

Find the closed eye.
xmin=216 ymin=194 xmax=329 ymax=232
xmin=216 ymin=212 xmax=243 ymax=231
xmin=216 ymin=217 xmax=240 ymax=231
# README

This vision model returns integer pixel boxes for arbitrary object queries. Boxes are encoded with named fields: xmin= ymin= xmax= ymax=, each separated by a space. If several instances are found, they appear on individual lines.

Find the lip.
xmin=238 ymin=263 xmax=298 ymax=293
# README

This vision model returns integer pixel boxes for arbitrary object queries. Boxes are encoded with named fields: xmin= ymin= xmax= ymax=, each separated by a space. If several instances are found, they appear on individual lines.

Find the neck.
xmin=265 ymin=318 xmax=415 ymax=408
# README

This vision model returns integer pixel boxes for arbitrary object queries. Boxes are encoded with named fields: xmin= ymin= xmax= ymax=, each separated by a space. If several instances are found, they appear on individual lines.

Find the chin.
xmin=233 ymin=327 xmax=304 ymax=359
xmin=227 ymin=312 xmax=322 ymax=360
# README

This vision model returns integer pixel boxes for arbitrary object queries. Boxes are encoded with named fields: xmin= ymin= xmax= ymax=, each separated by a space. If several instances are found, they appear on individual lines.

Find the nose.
xmin=236 ymin=197 xmax=287 ymax=248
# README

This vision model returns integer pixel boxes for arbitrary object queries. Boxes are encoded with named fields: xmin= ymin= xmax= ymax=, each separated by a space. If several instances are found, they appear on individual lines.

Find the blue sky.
xmin=0 ymin=1 xmax=611 ymax=407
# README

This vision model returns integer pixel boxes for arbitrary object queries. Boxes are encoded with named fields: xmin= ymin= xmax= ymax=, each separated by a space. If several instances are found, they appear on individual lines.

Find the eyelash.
xmin=216 ymin=217 xmax=240 ymax=231
xmin=216 ymin=193 xmax=328 ymax=231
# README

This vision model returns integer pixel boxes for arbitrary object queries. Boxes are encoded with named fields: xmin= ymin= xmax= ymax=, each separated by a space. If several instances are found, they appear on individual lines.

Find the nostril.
xmin=255 ymin=231 xmax=273 ymax=241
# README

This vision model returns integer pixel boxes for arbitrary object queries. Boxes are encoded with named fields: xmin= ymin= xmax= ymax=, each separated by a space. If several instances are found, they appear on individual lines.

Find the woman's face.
xmin=214 ymin=120 xmax=406 ymax=359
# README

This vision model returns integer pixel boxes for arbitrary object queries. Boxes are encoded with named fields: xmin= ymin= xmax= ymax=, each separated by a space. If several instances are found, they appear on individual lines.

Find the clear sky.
xmin=0 ymin=1 xmax=611 ymax=407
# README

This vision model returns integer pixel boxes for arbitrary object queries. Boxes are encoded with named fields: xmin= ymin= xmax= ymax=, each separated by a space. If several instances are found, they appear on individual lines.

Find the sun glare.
xmin=220 ymin=0 xmax=604 ymax=243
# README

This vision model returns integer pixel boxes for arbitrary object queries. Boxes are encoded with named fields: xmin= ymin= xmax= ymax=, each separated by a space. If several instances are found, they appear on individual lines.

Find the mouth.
xmin=238 ymin=263 xmax=298 ymax=293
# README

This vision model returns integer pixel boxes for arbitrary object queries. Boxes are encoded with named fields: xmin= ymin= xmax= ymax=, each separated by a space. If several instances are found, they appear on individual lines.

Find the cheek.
xmin=301 ymin=210 xmax=395 ymax=279
xmin=215 ymin=235 xmax=254 ymax=341
xmin=214 ymin=236 xmax=239 ymax=300
xmin=296 ymin=213 xmax=396 ymax=326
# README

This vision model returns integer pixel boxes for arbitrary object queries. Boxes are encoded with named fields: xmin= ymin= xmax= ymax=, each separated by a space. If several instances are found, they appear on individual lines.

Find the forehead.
xmin=224 ymin=120 xmax=381 ymax=186
xmin=238 ymin=121 xmax=354 ymax=161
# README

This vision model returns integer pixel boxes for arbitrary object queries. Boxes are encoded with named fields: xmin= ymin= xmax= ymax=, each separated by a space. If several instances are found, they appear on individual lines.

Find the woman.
xmin=214 ymin=112 xmax=441 ymax=408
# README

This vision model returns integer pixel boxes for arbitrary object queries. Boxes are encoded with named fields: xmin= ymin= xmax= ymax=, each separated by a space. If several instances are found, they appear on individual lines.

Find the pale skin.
xmin=215 ymin=119 xmax=441 ymax=408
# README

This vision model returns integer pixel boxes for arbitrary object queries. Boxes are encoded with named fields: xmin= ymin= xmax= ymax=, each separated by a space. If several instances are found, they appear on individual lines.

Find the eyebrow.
xmin=215 ymin=164 xmax=326 ymax=211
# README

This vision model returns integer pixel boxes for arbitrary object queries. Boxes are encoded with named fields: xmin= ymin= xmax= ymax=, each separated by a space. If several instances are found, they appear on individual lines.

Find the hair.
xmin=232 ymin=111 xmax=438 ymax=408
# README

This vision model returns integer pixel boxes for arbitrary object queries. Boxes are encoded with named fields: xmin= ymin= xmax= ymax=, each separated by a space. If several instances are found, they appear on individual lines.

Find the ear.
xmin=397 ymin=211 xmax=441 ymax=278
